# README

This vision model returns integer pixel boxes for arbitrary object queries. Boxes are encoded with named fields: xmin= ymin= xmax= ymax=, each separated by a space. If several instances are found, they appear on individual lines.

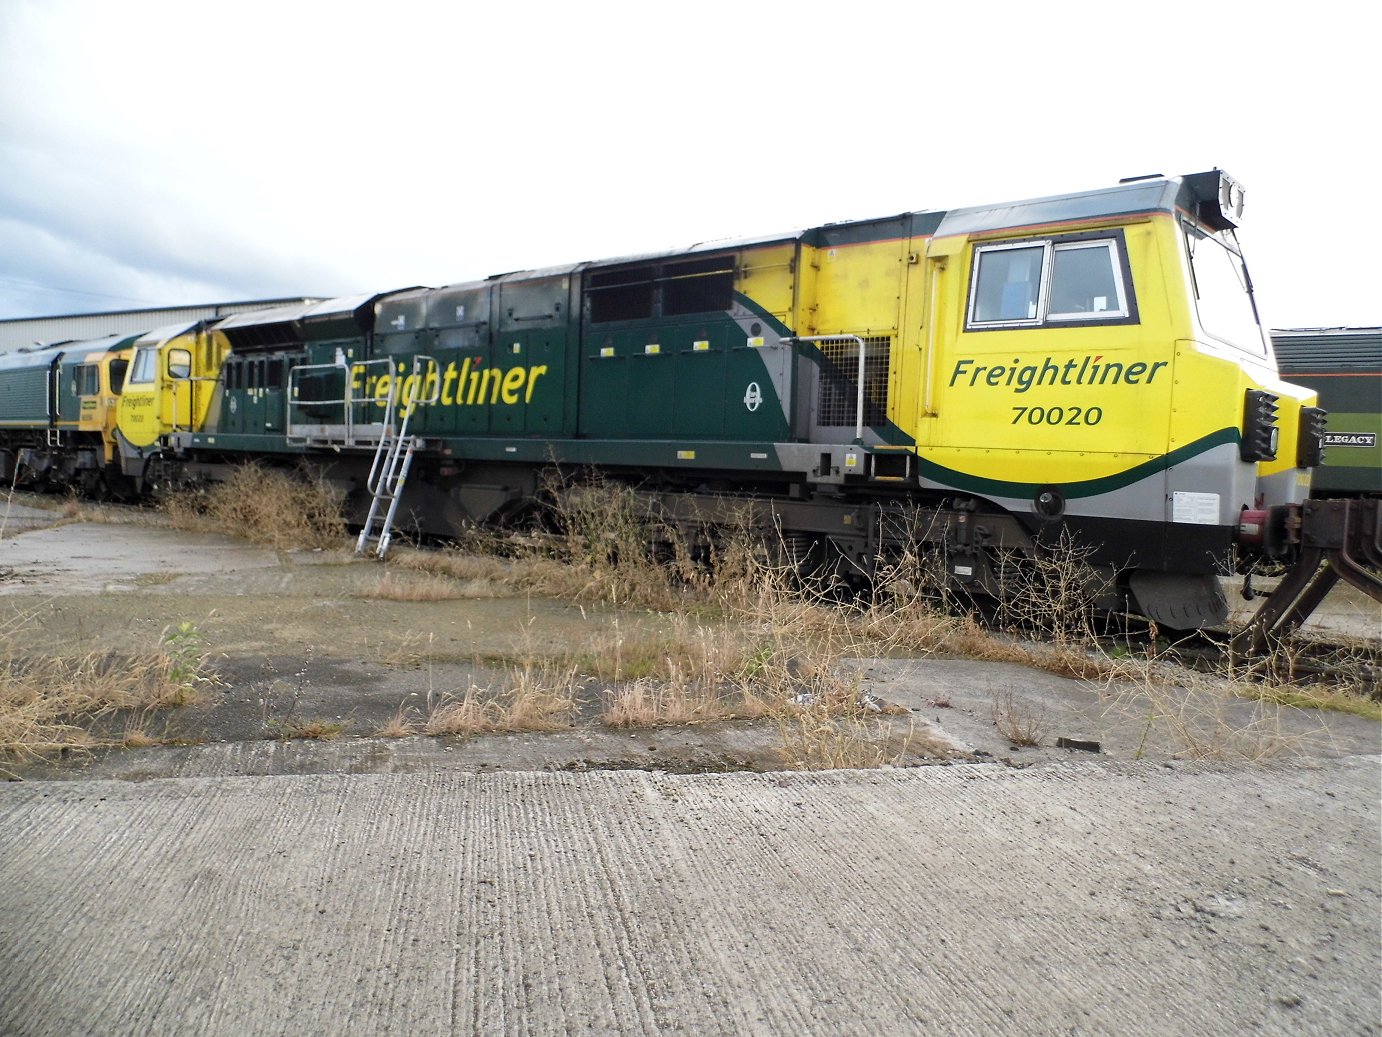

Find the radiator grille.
xmin=815 ymin=336 xmax=891 ymax=427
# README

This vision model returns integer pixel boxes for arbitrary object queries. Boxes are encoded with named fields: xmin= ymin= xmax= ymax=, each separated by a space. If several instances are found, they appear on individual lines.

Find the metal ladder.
xmin=355 ymin=356 xmax=438 ymax=559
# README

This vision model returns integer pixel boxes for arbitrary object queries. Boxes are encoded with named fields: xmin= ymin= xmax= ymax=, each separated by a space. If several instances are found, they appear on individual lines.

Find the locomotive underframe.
xmin=153 ymin=435 xmax=1234 ymax=629
xmin=0 ymin=430 xmax=115 ymax=497
xmin=117 ymin=423 xmax=1382 ymax=638
xmin=20 ymin=406 xmax=1374 ymax=639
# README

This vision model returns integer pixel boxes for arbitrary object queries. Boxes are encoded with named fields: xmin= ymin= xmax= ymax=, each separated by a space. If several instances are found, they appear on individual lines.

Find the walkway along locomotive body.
xmin=8 ymin=170 xmax=1370 ymax=631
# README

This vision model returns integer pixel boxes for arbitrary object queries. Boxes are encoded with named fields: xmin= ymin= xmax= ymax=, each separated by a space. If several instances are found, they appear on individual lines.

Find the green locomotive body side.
xmin=1273 ymin=328 xmax=1382 ymax=495
xmin=0 ymin=345 xmax=66 ymax=427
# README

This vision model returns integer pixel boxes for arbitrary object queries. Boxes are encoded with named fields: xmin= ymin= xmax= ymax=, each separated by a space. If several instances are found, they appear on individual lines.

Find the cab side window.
xmin=1047 ymin=241 xmax=1125 ymax=319
xmin=128 ymin=348 xmax=158 ymax=384
xmin=967 ymin=232 xmax=1136 ymax=330
xmin=71 ymin=364 xmax=100 ymax=395
xmin=167 ymin=348 xmax=192 ymax=380
xmin=971 ymin=244 xmax=1044 ymax=322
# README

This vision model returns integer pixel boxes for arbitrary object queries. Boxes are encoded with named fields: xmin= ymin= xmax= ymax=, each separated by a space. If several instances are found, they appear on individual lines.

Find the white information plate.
xmin=1171 ymin=491 xmax=1220 ymax=525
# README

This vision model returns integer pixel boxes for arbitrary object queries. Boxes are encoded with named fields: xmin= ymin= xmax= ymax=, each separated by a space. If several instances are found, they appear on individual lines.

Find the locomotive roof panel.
xmin=375 ymin=289 xmax=430 ymax=335
xmin=423 ymin=283 xmax=490 ymax=329
xmin=683 ymin=230 xmax=802 ymax=254
xmin=67 ymin=332 xmax=140 ymax=354
xmin=134 ymin=321 xmax=202 ymax=346
xmin=215 ymin=292 xmax=391 ymax=330
xmin=486 ymin=263 xmax=582 ymax=284
xmin=0 ymin=333 xmax=136 ymax=372
xmin=6 ymin=332 xmax=134 ymax=356
xmin=0 ymin=342 xmax=67 ymax=370
xmin=216 ymin=292 xmax=422 ymax=350
xmin=591 ymin=174 xmax=1227 ymax=269
xmin=931 ymin=177 xmax=1185 ymax=239
xmin=805 ymin=212 xmax=945 ymax=248
xmin=215 ymin=301 xmax=321 ymax=329
xmin=476 ymin=173 xmax=1223 ymax=280
xmin=575 ymin=232 xmax=799 ymax=274
xmin=421 ymin=265 xmax=578 ymax=305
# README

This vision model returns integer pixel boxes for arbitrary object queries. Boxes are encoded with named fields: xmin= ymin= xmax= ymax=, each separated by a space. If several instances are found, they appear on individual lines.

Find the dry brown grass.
xmin=0 ymin=619 xmax=219 ymax=759
xmin=373 ymin=630 xmax=431 ymax=667
xmin=1104 ymin=677 xmax=1317 ymax=762
xmin=424 ymin=660 xmax=582 ymax=738
xmin=545 ymin=475 xmax=677 ymax=608
xmin=0 ymin=489 xmax=159 ymax=539
xmin=163 ymin=463 xmax=346 ymax=550
xmin=521 ymin=473 xmax=801 ymax=614
xmin=601 ymin=675 xmax=729 ymax=728
xmin=342 ymin=508 xmax=1378 ymax=765
xmin=277 ymin=718 xmax=347 ymax=741
xmin=374 ymin=706 xmax=419 ymax=738
xmin=578 ymin=614 xmax=751 ymax=681
xmin=587 ymin=590 xmax=930 ymax=734
xmin=393 ymin=486 xmax=1371 ymax=763
xmin=990 ymin=689 xmax=1045 ymax=747
xmin=354 ymin=571 xmax=474 ymax=602
xmin=776 ymin=708 xmax=950 ymax=770
xmin=389 ymin=546 xmax=515 ymax=586
xmin=120 ymin=728 xmax=160 ymax=748
xmin=1250 ymin=679 xmax=1381 ymax=720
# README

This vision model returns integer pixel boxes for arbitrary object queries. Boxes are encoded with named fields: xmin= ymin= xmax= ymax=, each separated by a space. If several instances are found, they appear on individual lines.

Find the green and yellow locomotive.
xmin=0 ymin=333 xmax=136 ymax=495
xmin=15 ymin=169 xmax=1366 ymax=630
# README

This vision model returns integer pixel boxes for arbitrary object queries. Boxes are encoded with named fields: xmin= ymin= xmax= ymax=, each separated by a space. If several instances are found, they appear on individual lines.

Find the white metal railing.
xmin=285 ymin=353 xmax=441 ymax=440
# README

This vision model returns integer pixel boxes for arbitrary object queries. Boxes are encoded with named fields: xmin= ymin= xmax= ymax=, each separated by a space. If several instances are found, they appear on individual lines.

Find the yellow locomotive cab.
xmin=72 ymin=343 xmax=132 ymax=462
xmin=117 ymin=323 xmax=228 ymax=449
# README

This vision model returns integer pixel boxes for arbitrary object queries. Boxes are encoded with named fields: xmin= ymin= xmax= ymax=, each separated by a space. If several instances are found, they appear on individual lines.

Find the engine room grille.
xmin=815 ymin=336 xmax=891 ymax=427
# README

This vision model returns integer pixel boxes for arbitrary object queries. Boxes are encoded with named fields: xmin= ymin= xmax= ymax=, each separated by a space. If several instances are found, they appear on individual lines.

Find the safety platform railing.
xmin=286 ymin=355 xmax=398 ymax=447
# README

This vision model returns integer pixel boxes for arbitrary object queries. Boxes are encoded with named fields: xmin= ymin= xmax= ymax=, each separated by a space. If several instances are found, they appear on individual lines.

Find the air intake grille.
xmin=816 ymin=336 xmax=891 ymax=427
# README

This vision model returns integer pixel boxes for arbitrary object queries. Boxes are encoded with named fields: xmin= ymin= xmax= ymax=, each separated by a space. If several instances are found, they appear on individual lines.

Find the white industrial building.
xmin=0 ymin=299 xmax=322 ymax=353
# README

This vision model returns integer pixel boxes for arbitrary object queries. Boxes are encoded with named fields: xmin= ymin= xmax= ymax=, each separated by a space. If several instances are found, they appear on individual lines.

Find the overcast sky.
xmin=1 ymin=0 xmax=1375 ymax=331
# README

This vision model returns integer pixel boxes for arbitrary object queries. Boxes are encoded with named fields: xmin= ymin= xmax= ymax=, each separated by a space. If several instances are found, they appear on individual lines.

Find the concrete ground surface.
xmin=2 ymin=757 xmax=1379 ymax=1036
xmin=1 ymin=498 xmax=1379 ymax=1035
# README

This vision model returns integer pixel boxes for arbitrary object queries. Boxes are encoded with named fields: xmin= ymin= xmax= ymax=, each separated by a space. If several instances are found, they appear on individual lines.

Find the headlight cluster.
xmin=1297 ymin=406 xmax=1327 ymax=468
xmin=1240 ymin=389 xmax=1279 ymax=463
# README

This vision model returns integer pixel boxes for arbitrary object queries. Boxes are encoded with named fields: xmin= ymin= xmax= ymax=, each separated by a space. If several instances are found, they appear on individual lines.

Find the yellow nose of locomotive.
xmin=115 ymin=323 xmax=226 ymax=450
